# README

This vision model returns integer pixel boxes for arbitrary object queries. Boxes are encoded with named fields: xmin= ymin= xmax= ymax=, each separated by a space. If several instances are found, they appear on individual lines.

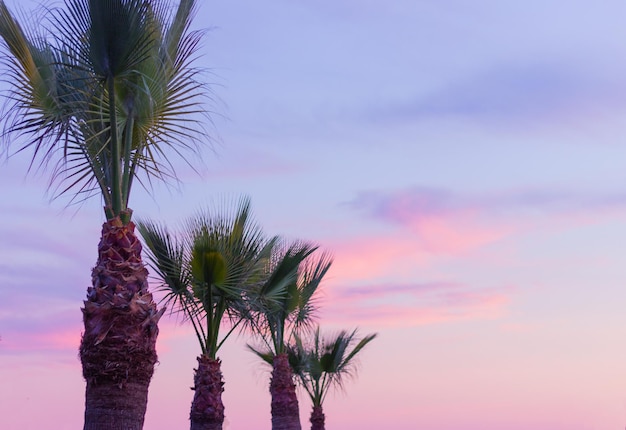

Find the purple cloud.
xmin=362 ymin=60 xmax=626 ymax=126
xmin=348 ymin=186 xmax=626 ymax=228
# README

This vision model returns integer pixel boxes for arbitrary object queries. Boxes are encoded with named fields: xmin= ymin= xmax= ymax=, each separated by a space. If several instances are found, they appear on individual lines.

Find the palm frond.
xmin=138 ymin=196 xmax=273 ymax=358
xmin=0 ymin=2 xmax=77 ymax=165
xmin=136 ymin=219 xmax=190 ymax=300
xmin=291 ymin=327 xmax=377 ymax=407
xmin=0 ymin=0 xmax=209 ymax=218
xmin=246 ymin=344 xmax=274 ymax=367
xmin=291 ymin=250 xmax=333 ymax=329
xmin=246 ymin=241 xmax=332 ymax=356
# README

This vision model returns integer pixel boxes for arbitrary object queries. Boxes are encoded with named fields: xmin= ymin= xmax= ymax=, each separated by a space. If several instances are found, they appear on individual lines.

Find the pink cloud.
xmin=340 ymin=188 xmax=515 ymax=256
xmin=349 ymin=186 xmax=626 ymax=226
xmin=339 ymin=186 xmax=626 ymax=259
xmin=1 ymin=310 xmax=74 ymax=357
xmin=12 ymin=326 xmax=82 ymax=353
xmin=323 ymin=234 xmax=431 ymax=283
xmin=318 ymin=282 xmax=514 ymax=328
xmin=318 ymin=224 xmax=511 ymax=291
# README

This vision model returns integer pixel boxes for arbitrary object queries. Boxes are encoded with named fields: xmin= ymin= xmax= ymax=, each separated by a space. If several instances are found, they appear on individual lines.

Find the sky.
xmin=2 ymin=0 xmax=626 ymax=429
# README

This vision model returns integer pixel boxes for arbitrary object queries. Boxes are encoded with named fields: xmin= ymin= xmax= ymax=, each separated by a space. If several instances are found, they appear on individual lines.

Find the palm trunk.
xmin=270 ymin=353 xmax=302 ymax=430
xmin=309 ymin=405 xmax=325 ymax=430
xmin=190 ymin=355 xmax=225 ymax=430
xmin=80 ymin=217 xmax=163 ymax=430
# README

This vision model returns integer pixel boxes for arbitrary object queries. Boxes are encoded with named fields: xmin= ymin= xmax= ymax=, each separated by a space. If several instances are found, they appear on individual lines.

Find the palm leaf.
xmin=247 ymin=344 xmax=274 ymax=367
xmin=246 ymin=241 xmax=332 ymax=355
xmin=139 ymin=196 xmax=274 ymax=358
xmin=291 ymin=327 xmax=377 ymax=407
xmin=291 ymin=250 xmax=333 ymax=329
xmin=136 ymin=218 xmax=191 ymax=306
xmin=0 ymin=3 xmax=76 ymax=166
xmin=0 ymin=0 xmax=208 ymax=219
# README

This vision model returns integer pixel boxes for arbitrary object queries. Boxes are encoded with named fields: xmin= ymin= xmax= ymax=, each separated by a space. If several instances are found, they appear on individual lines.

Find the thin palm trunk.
xmin=309 ymin=405 xmax=325 ymax=430
xmin=270 ymin=353 xmax=302 ymax=430
xmin=80 ymin=217 xmax=163 ymax=430
xmin=190 ymin=355 xmax=225 ymax=430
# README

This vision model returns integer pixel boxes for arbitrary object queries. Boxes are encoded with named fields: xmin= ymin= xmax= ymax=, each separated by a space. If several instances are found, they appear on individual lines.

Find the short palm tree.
xmin=138 ymin=197 xmax=276 ymax=430
xmin=0 ymin=1 xmax=207 ymax=428
xmin=292 ymin=328 xmax=377 ymax=430
xmin=247 ymin=244 xmax=332 ymax=430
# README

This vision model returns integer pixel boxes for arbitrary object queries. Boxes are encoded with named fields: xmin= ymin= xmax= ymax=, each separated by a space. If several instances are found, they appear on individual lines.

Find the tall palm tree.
xmin=0 ymin=1 xmax=207 ymax=428
xmin=138 ymin=197 xmax=276 ymax=430
xmin=292 ymin=328 xmax=377 ymax=430
xmin=248 ymin=245 xmax=333 ymax=430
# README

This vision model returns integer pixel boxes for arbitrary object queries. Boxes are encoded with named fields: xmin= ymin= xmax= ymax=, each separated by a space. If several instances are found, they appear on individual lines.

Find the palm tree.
xmin=0 ymin=1 xmax=207 ymax=428
xmin=138 ymin=197 xmax=276 ymax=430
xmin=248 ymin=244 xmax=333 ymax=430
xmin=292 ymin=328 xmax=377 ymax=430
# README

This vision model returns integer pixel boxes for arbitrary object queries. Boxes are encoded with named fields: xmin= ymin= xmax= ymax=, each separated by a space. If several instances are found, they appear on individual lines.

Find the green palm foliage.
xmin=247 ymin=244 xmax=332 ymax=430
xmin=138 ymin=197 xmax=276 ymax=358
xmin=293 ymin=327 xmax=377 ymax=408
xmin=0 ymin=0 xmax=205 ymax=222
xmin=247 ymin=242 xmax=333 ymax=357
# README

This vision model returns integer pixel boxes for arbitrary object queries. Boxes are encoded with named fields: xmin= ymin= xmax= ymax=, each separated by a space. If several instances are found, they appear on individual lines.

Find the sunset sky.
xmin=2 ymin=1 xmax=626 ymax=429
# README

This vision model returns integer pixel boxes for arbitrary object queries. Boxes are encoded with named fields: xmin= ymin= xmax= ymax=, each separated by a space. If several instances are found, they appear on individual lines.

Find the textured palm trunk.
xmin=270 ymin=353 xmax=302 ymax=430
xmin=309 ymin=405 xmax=325 ymax=430
xmin=190 ymin=355 xmax=225 ymax=430
xmin=80 ymin=217 xmax=164 ymax=430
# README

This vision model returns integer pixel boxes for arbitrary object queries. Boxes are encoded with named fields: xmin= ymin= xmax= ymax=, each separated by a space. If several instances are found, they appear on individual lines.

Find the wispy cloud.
xmin=351 ymin=185 xmax=626 ymax=216
xmin=313 ymin=186 xmax=626 ymax=288
xmin=348 ymin=185 xmax=626 ymax=238
xmin=319 ymin=281 xmax=513 ymax=328
xmin=362 ymin=61 xmax=626 ymax=127
xmin=0 ymin=203 xmax=98 ymax=356
xmin=343 ymin=187 xmax=515 ymax=254
xmin=0 ymin=295 xmax=80 ymax=356
xmin=0 ymin=224 xmax=94 ymax=300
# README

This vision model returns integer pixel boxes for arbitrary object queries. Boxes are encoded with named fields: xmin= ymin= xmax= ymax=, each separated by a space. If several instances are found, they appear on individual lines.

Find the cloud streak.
xmin=362 ymin=60 xmax=626 ymax=128
xmin=320 ymin=281 xmax=513 ymax=328
xmin=0 ymin=295 xmax=80 ymax=356
xmin=350 ymin=186 xmax=626 ymax=221
xmin=345 ymin=186 xmax=626 ymax=253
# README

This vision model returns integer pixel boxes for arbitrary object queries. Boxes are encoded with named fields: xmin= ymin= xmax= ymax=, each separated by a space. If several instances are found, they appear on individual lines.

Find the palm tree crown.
xmin=293 ymin=327 xmax=377 ymax=408
xmin=0 ymin=0 xmax=206 ymax=223
xmin=248 ymin=242 xmax=333 ymax=357
xmin=138 ymin=196 xmax=275 ymax=358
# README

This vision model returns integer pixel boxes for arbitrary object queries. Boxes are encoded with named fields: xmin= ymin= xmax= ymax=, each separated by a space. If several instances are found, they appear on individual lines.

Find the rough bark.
xmin=80 ymin=217 xmax=164 ymax=430
xmin=309 ymin=405 xmax=325 ymax=430
xmin=270 ymin=353 xmax=302 ymax=430
xmin=190 ymin=355 xmax=225 ymax=430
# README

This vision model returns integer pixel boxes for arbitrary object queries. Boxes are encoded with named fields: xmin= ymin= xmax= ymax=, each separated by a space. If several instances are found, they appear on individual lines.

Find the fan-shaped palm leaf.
xmin=293 ymin=327 xmax=377 ymax=406
xmin=248 ymin=242 xmax=332 ymax=355
xmin=138 ymin=196 xmax=275 ymax=357
xmin=291 ymin=328 xmax=376 ymax=430
xmin=0 ymin=0 xmax=207 ymax=221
